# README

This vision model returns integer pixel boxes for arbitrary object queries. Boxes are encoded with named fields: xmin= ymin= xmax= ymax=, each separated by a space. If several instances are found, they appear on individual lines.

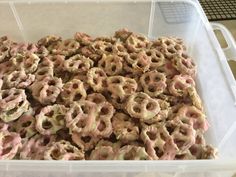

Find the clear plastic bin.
xmin=0 ymin=0 xmax=236 ymax=177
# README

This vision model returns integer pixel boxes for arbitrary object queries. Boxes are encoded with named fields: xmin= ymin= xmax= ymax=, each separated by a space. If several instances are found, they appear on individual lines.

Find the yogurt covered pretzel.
xmin=10 ymin=43 xmax=38 ymax=57
xmin=0 ymin=131 xmax=22 ymax=160
xmin=140 ymin=70 xmax=167 ymax=97
xmin=87 ymin=67 xmax=107 ymax=92
xmin=60 ymin=79 xmax=87 ymax=105
xmin=52 ymin=39 xmax=80 ymax=57
xmin=125 ymin=34 xmax=149 ymax=53
xmin=30 ymin=76 xmax=63 ymax=105
xmin=0 ymin=88 xmax=29 ymax=122
xmin=35 ymin=104 xmax=67 ymax=135
xmin=112 ymin=112 xmax=139 ymax=143
xmin=126 ymin=92 xmax=160 ymax=122
xmin=44 ymin=140 xmax=84 ymax=160
xmin=0 ymin=36 xmax=12 ymax=62
xmin=74 ymin=32 xmax=93 ymax=46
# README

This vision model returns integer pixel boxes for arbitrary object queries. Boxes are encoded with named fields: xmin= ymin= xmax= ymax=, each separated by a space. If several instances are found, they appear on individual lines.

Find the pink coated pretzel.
xmin=93 ymin=101 xmax=115 ymax=138
xmin=35 ymin=104 xmax=67 ymax=135
xmin=10 ymin=43 xmax=38 ymax=57
xmin=115 ymin=145 xmax=151 ymax=160
xmin=52 ymin=39 xmax=80 ymax=57
xmin=79 ymin=46 xmax=101 ymax=62
xmin=60 ymin=79 xmax=87 ymax=105
xmin=0 ymin=88 xmax=29 ymax=122
xmin=74 ymin=32 xmax=93 ymax=46
xmin=107 ymin=76 xmax=137 ymax=100
xmin=15 ymin=113 xmax=37 ymax=140
xmin=20 ymin=134 xmax=56 ymax=160
xmin=30 ymin=76 xmax=63 ymax=105
xmin=125 ymin=92 xmax=160 ymax=121
xmin=44 ymin=140 xmax=84 ymax=160
xmin=112 ymin=42 xmax=128 ymax=57
xmin=72 ymin=132 xmax=99 ymax=151
xmin=145 ymin=49 xmax=165 ymax=70
xmin=125 ymin=34 xmax=149 ymax=53
xmin=10 ymin=53 xmax=40 ymax=74
xmin=0 ymin=131 xmax=22 ymax=160
xmin=112 ymin=112 xmax=139 ymax=142
xmin=151 ymin=37 xmax=186 ymax=59
xmin=65 ymin=101 xmax=97 ymax=134
xmin=125 ymin=51 xmax=151 ymax=73
xmin=3 ymin=70 xmax=35 ymax=89
xmin=44 ymin=54 xmax=65 ymax=73
xmin=114 ymin=28 xmax=133 ymax=42
xmin=165 ymin=119 xmax=196 ymax=153
xmin=156 ymin=60 xmax=179 ymax=79
xmin=172 ymin=53 xmax=196 ymax=77
xmin=64 ymin=54 xmax=94 ymax=74
xmin=90 ymin=145 xmax=115 ymax=160
xmin=140 ymin=70 xmax=167 ymax=97
xmin=98 ymin=54 xmax=123 ymax=76
xmin=176 ymin=105 xmax=208 ymax=132
xmin=141 ymin=124 xmax=177 ymax=160
xmin=169 ymin=74 xmax=195 ymax=97
xmin=87 ymin=67 xmax=107 ymax=92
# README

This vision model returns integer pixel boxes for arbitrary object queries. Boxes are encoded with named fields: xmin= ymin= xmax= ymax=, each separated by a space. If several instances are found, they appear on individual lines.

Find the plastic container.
xmin=0 ymin=0 xmax=236 ymax=177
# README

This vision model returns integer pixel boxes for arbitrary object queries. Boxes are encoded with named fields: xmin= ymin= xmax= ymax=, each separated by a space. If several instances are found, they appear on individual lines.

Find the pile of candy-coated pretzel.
xmin=0 ymin=29 xmax=216 ymax=160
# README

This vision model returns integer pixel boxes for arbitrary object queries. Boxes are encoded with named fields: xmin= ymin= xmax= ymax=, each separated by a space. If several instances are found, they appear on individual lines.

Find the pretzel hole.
xmin=6 ymin=107 xmax=18 ymax=115
xmin=174 ymin=45 xmax=181 ymax=50
xmin=78 ymin=63 xmax=86 ymax=69
xmin=3 ymin=135 xmax=14 ymax=145
xmin=22 ymin=121 xmax=31 ymax=127
xmin=69 ymin=63 xmax=74 ymax=67
xmin=46 ymin=110 xmax=54 ymax=117
xmin=46 ymin=89 xmax=54 ymax=96
xmin=133 ymin=106 xmax=141 ymax=113
xmin=2 ymin=92 xmax=9 ymax=99
xmin=38 ymin=70 xmax=47 ymax=75
xmin=144 ymin=76 xmax=150 ymax=83
xmin=166 ymin=125 xmax=175 ymax=134
xmin=42 ymin=120 xmax=53 ymax=129
xmin=185 ymin=79 xmax=193 ymax=84
xmin=130 ymin=55 xmax=137 ymax=60
xmin=100 ymin=61 xmax=105 ymax=68
xmin=175 ymin=154 xmax=185 ymax=160
xmin=154 ymin=76 xmax=161 ymax=82
xmin=186 ymin=111 xmax=198 ymax=118
xmin=174 ymin=139 xmax=185 ymax=149
xmin=127 ymin=128 xmax=132 ymax=132
xmin=74 ymin=93 xmax=82 ymax=101
xmin=81 ymin=105 xmax=89 ymax=114
xmin=56 ymin=115 xmax=64 ymax=122
xmin=146 ymin=51 xmax=152 ymax=56
xmin=51 ymin=149 xmax=60 ymax=160
xmin=180 ymin=127 xmax=188 ymax=136
xmin=146 ymin=102 xmax=156 ymax=111
xmin=147 ymin=131 xmax=157 ymax=140
xmin=48 ymin=80 xmax=56 ymax=86
xmin=111 ymin=65 xmax=116 ymax=72
xmin=95 ymin=70 xmax=105 ymax=77
xmin=174 ymin=82 xmax=183 ymax=90
xmin=154 ymin=147 xmax=164 ymax=157
xmin=98 ymin=121 xmax=106 ymax=131
xmin=134 ymin=96 xmax=144 ymax=103
xmin=42 ymin=136 xmax=51 ymax=146
xmin=72 ymin=110 xmax=78 ymax=118
xmin=101 ymin=107 xmax=109 ymax=115
xmin=20 ymin=129 xmax=27 ymax=138
xmin=76 ymin=119 xmax=86 ymax=128
xmin=0 ymin=46 xmax=8 ymax=52
xmin=105 ymin=46 xmax=112 ymax=53
xmin=2 ymin=147 xmax=12 ymax=155
xmin=165 ymin=40 xmax=171 ymax=45
xmin=92 ymin=97 xmax=103 ymax=104
xmin=167 ymin=48 xmax=175 ymax=54
xmin=81 ymin=136 xmax=91 ymax=143
xmin=65 ymin=147 xmax=74 ymax=153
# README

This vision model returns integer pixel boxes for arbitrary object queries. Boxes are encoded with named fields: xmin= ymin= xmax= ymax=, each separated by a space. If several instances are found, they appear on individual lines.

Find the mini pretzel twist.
xmin=125 ymin=34 xmax=149 ymax=53
xmin=20 ymin=134 xmax=56 ymax=160
xmin=156 ymin=60 xmax=179 ymax=78
xmin=37 ymin=35 xmax=62 ymax=53
xmin=30 ymin=76 xmax=63 ymax=105
xmin=60 ymin=79 xmax=87 ymax=105
xmin=125 ymin=51 xmax=151 ymax=73
xmin=64 ymin=54 xmax=94 ymax=74
xmin=71 ymin=132 xmax=99 ymax=151
xmin=151 ymin=37 xmax=186 ymax=59
xmin=98 ymin=54 xmax=123 ymax=76
xmin=90 ymin=145 xmax=115 ymax=160
xmin=145 ymin=49 xmax=165 ymax=70
xmin=91 ymin=40 xmax=114 ymax=56
xmin=125 ymin=92 xmax=160 ymax=121
xmin=10 ymin=53 xmax=40 ymax=74
xmin=3 ymin=70 xmax=35 ymax=89
xmin=34 ymin=61 xmax=54 ymax=81
xmin=0 ymin=88 xmax=29 ymax=122
xmin=187 ymin=87 xmax=203 ymax=110
xmin=35 ymin=104 xmax=67 ymax=135
xmin=141 ymin=124 xmax=177 ymax=160
xmin=107 ymin=76 xmax=137 ymax=100
xmin=112 ymin=42 xmax=128 ymax=57
xmin=112 ymin=112 xmax=139 ymax=142
xmin=169 ymin=74 xmax=195 ymax=97
xmin=65 ymin=101 xmax=98 ymax=134
xmin=114 ymin=28 xmax=133 ymax=42
xmin=140 ymin=70 xmax=167 ymax=97
xmin=44 ymin=140 xmax=84 ymax=160
xmin=87 ymin=67 xmax=107 ymax=92
xmin=79 ymin=46 xmax=101 ymax=62
xmin=172 ymin=53 xmax=196 ymax=77
xmin=74 ymin=32 xmax=93 ymax=46
xmin=176 ymin=105 xmax=208 ymax=132
xmin=0 ymin=131 xmax=22 ymax=160
xmin=52 ymin=39 xmax=80 ymax=57
xmin=15 ymin=113 xmax=37 ymax=140
xmin=44 ymin=54 xmax=65 ymax=74
xmin=165 ymin=119 xmax=196 ymax=154
xmin=10 ymin=43 xmax=38 ymax=57
xmin=115 ymin=145 xmax=150 ymax=160
xmin=93 ymin=101 xmax=115 ymax=138
xmin=0 ymin=61 xmax=15 ymax=80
